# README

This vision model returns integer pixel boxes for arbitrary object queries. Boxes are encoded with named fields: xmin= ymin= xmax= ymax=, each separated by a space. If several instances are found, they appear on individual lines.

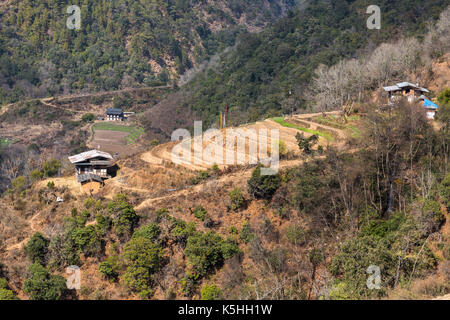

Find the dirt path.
xmin=136 ymin=158 xmax=303 ymax=210
xmin=5 ymin=210 xmax=43 ymax=252
xmin=40 ymin=98 xmax=86 ymax=119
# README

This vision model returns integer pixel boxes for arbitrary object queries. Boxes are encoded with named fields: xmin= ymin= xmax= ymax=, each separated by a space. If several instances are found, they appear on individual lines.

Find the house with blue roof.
xmin=383 ymin=82 xmax=439 ymax=119
xmin=421 ymin=97 xmax=439 ymax=119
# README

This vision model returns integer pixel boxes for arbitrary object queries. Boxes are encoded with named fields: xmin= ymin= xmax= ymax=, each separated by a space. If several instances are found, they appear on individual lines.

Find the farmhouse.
xmin=68 ymin=150 xmax=116 ymax=193
xmin=383 ymin=82 xmax=430 ymax=103
xmin=383 ymin=82 xmax=439 ymax=119
xmin=106 ymin=108 xmax=124 ymax=121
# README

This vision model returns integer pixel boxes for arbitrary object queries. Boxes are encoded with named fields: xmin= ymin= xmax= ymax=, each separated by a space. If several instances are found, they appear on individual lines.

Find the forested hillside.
xmin=0 ymin=0 xmax=297 ymax=104
xmin=183 ymin=0 xmax=450 ymax=125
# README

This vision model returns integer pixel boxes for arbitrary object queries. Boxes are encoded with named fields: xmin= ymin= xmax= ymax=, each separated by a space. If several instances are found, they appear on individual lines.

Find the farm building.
xmin=384 ymin=82 xmax=430 ymax=103
xmin=68 ymin=150 xmax=117 ymax=193
xmin=419 ymin=96 xmax=439 ymax=119
xmin=383 ymin=82 xmax=438 ymax=119
xmin=106 ymin=108 xmax=124 ymax=121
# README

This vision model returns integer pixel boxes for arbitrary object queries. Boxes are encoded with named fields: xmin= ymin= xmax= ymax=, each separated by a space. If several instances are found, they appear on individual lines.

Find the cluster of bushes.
xmin=19 ymin=194 xmax=142 ymax=300
xmin=330 ymin=212 xmax=438 ymax=299
xmin=95 ymin=207 xmax=240 ymax=299
xmin=23 ymin=233 xmax=69 ymax=300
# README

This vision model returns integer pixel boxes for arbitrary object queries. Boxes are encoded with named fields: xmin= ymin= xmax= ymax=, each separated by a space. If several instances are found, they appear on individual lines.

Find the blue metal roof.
xmin=423 ymin=99 xmax=438 ymax=109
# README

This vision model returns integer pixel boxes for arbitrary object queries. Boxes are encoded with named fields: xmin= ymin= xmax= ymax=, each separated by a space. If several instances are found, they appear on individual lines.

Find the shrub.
xmin=82 ymin=113 xmax=95 ymax=122
xmin=42 ymin=159 xmax=61 ymax=177
xmin=71 ymin=225 xmax=103 ymax=257
xmin=240 ymin=220 xmax=254 ymax=244
xmin=229 ymin=188 xmax=245 ymax=211
xmin=285 ymin=224 xmax=307 ymax=245
xmin=121 ymin=237 xmax=164 ymax=299
xmin=132 ymin=223 xmax=161 ymax=243
xmin=201 ymin=284 xmax=223 ymax=300
xmin=0 ymin=288 xmax=19 ymax=300
xmin=247 ymin=165 xmax=281 ymax=200
xmin=25 ymin=232 xmax=50 ymax=265
xmin=439 ymin=173 xmax=450 ymax=209
xmin=278 ymin=140 xmax=287 ymax=157
xmin=84 ymin=197 xmax=96 ymax=209
xmin=296 ymin=132 xmax=318 ymax=155
xmin=170 ymin=219 xmax=196 ymax=244
xmin=192 ymin=170 xmax=211 ymax=185
xmin=108 ymin=194 xmax=140 ymax=238
xmin=423 ymin=198 xmax=445 ymax=229
xmin=0 ymin=278 xmax=18 ymax=300
xmin=30 ymin=169 xmax=44 ymax=181
xmin=98 ymin=256 xmax=120 ymax=282
xmin=12 ymin=176 xmax=27 ymax=193
xmin=193 ymin=206 xmax=208 ymax=221
xmin=185 ymin=231 xmax=240 ymax=278
xmin=229 ymin=226 xmax=238 ymax=235
xmin=24 ymin=263 xmax=68 ymax=300
xmin=47 ymin=181 xmax=55 ymax=189
xmin=150 ymin=139 xmax=159 ymax=146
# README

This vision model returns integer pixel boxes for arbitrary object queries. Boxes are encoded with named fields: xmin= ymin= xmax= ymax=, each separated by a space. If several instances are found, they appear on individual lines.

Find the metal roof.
xmin=423 ymin=99 xmax=439 ymax=109
xmin=384 ymin=82 xmax=429 ymax=93
xmin=106 ymin=108 xmax=124 ymax=115
xmin=383 ymin=85 xmax=400 ymax=92
xmin=68 ymin=150 xmax=113 ymax=164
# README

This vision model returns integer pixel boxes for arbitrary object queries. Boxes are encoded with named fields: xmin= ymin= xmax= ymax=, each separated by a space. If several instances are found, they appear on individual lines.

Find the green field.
xmin=271 ymin=117 xmax=334 ymax=141
xmin=92 ymin=123 xmax=139 ymax=133
xmin=92 ymin=123 xmax=145 ymax=145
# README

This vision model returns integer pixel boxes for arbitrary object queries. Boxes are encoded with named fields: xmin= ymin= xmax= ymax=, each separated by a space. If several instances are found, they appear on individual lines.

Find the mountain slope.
xmin=182 ymin=0 xmax=450 ymax=125
xmin=0 ymin=0 xmax=297 ymax=104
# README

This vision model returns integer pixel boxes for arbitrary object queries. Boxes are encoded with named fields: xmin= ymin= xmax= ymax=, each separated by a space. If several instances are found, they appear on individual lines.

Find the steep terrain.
xmin=0 ymin=0 xmax=298 ymax=105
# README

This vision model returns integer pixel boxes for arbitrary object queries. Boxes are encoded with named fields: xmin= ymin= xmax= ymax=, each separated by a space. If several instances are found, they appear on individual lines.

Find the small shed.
xmin=106 ymin=108 xmax=124 ymax=121
xmin=421 ymin=98 xmax=439 ymax=119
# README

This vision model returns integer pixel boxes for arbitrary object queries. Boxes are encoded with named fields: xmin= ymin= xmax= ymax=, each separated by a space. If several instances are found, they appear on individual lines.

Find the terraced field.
xmin=140 ymin=111 xmax=348 ymax=171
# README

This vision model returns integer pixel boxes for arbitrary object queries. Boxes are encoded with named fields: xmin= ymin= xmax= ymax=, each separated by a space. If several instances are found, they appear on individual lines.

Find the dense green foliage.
xmin=121 ymin=237 xmax=164 ymax=298
xmin=247 ymin=165 xmax=282 ymax=200
xmin=42 ymin=159 xmax=61 ymax=177
xmin=330 ymin=213 xmax=437 ymax=299
xmin=98 ymin=256 xmax=120 ymax=282
xmin=24 ymin=263 xmax=68 ymax=300
xmin=185 ymin=231 xmax=240 ymax=279
xmin=0 ymin=278 xmax=19 ymax=300
xmin=0 ymin=0 xmax=295 ymax=104
xmin=25 ymin=232 xmax=50 ymax=265
xmin=132 ymin=223 xmax=162 ymax=243
xmin=229 ymin=187 xmax=245 ymax=211
xmin=201 ymin=283 xmax=223 ymax=300
xmin=296 ymin=133 xmax=319 ymax=155
xmin=440 ymin=173 xmax=450 ymax=209
xmin=108 ymin=194 xmax=140 ymax=238
xmin=193 ymin=206 xmax=208 ymax=221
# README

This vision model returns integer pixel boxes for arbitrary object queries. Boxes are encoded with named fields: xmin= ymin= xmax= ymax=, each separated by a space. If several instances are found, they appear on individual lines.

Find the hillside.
xmin=180 ymin=0 xmax=450 ymax=126
xmin=1 ymin=96 xmax=449 ymax=300
xmin=0 ymin=0 xmax=449 ymax=303
xmin=0 ymin=0 xmax=299 ymax=105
